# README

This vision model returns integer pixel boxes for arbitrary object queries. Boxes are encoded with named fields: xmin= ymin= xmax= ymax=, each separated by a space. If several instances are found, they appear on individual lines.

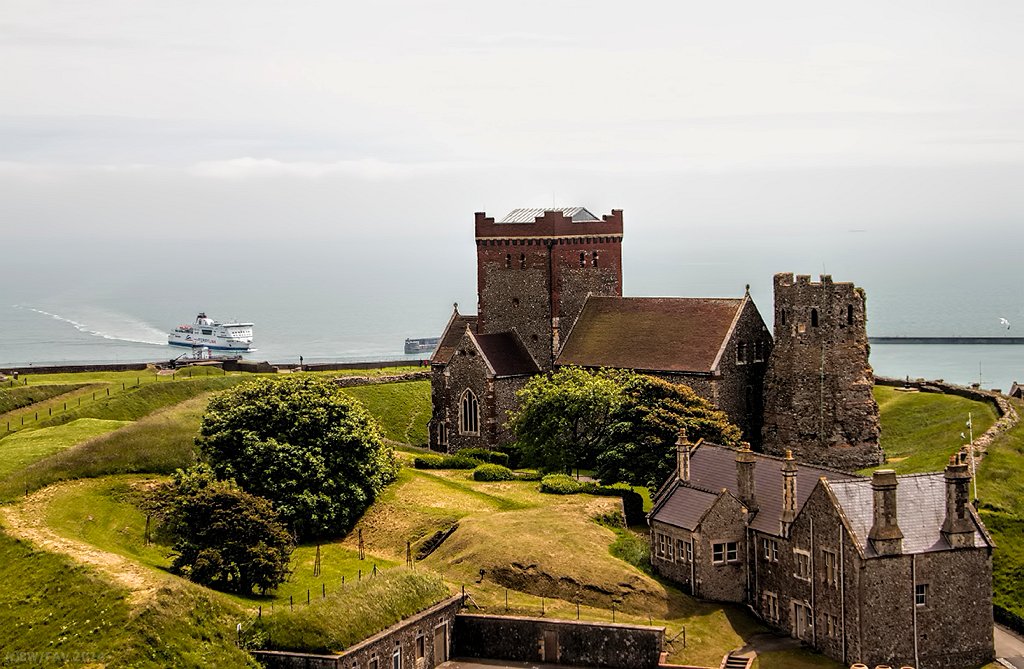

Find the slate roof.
xmin=650 ymin=443 xmax=858 ymax=536
xmin=651 ymin=485 xmax=721 ymax=531
xmin=556 ymin=296 xmax=747 ymax=374
xmin=500 ymin=207 xmax=599 ymax=223
xmin=430 ymin=313 xmax=478 ymax=364
xmin=472 ymin=332 xmax=541 ymax=378
xmin=827 ymin=475 xmax=990 ymax=556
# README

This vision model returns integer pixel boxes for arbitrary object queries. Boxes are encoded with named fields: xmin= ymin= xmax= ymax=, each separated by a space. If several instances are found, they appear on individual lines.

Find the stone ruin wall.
xmin=761 ymin=273 xmax=882 ymax=470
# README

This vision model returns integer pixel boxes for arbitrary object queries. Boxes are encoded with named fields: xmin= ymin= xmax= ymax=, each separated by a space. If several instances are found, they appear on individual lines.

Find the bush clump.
xmin=457 ymin=448 xmax=510 ymax=467
xmin=539 ymin=474 xmax=586 ymax=494
xmin=472 ymin=464 xmax=515 ymax=481
xmin=413 ymin=454 xmax=479 ymax=470
xmin=538 ymin=475 xmax=645 ymax=524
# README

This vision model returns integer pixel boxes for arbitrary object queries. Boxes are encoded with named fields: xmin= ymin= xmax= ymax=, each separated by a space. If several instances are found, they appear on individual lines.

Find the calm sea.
xmin=2 ymin=231 xmax=1022 ymax=391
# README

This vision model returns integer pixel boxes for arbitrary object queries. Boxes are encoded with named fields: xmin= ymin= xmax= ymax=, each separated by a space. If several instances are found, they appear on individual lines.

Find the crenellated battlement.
xmin=475 ymin=209 xmax=623 ymax=240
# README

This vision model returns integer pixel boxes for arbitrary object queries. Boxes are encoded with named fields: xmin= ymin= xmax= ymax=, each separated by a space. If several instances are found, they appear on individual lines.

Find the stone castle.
xmin=429 ymin=207 xmax=880 ymax=470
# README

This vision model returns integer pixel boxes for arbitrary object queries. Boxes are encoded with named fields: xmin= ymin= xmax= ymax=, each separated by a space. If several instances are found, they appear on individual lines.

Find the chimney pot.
xmin=676 ymin=430 xmax=691 ymax=483
xmin=868 ymin=469 xmax=903 ymax=555
xmin=942 ymin=457 xmax=974 ymax=547
xmin=735 ymin=442 xmax=758 ymax=513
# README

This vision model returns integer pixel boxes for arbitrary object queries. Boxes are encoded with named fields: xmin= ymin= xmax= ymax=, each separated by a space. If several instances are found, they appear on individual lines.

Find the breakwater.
xmin=869 ymin=336 xmax=1024 ymax=344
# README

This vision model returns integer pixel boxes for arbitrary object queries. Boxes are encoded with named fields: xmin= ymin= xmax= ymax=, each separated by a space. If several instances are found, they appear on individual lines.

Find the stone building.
xmin=555 ymin=294 xmax=772 ymax=441
xmin=648 ymin=439 xmax=994 ymax=669
xmin=428 ymin=207 xmax=772 ymax=451
xmin=761 ymin=273 xmax=883 ymax=469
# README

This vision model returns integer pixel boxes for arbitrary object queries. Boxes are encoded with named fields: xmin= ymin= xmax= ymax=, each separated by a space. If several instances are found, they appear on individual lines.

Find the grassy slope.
xmin=976 ymin=398 xmax=1024 ymax=622
xmin=0 ymin=418 xmax=130 ymax=481
xmin=0 ymin=394 xmax=210 ymax=501
xmin=0 ymin=529 xmax=255 ymax=668
xmin=868 ymin=385 xmax=997 ymax=474
xmin=0 ymin=383 xmax=83 ymax=415
xmin=343 ymin=380 xmax=430 ymax=446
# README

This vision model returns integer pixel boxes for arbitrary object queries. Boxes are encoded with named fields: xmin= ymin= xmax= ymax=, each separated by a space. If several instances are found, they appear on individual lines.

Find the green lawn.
xmin=0 ymin=528 xmax=255 ymax=668
xmin=0 ymin=418 xmax=130 ymax=482
xmin=344 ymin=380 xmax=430 ymax=446
xmin=0 ymin=383 xmax=84 ymax=415
xmin=866 ymin=385 xmax=997 ymax=474
xmin=0 ymin=394 xmax=211 ymax=501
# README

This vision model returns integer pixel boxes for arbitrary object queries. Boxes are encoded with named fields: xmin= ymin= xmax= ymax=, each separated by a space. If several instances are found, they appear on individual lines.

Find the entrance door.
xmin=793 ymin=603 xmax=811 ymax=640
xmin=542 ymin=630 xmax=558 ymax=662
xmin=433 ymin=624 xmax=448 ymax=665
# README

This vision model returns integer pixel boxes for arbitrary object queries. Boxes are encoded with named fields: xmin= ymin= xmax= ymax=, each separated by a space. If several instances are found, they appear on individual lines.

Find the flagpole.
xmin=967 ymin=412 xmax=978 ymax=501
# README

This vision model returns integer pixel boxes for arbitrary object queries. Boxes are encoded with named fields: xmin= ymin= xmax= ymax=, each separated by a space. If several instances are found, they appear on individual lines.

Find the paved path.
xmin=996 ymin=624 xmax=1024 ymax=669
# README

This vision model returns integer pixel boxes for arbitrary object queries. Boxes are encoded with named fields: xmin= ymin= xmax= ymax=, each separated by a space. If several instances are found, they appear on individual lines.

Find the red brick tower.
xmin=474 ymin=208 xmax=624 ymax=367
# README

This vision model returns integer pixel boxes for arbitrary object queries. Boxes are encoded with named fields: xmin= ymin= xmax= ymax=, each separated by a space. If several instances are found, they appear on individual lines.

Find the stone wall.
xmin=714 ymin=298 xmax=773 ymax=445
xmin=333 ymin=371 xmax=429 ymax=388
xmin=252 ymin=595 xmax=463 ymax=669
xmin=761 ymin=273 xmax=882 ymax=470
xmin=454 ymin=613 xmax=663 ymax=669
xmin=443 ymin=332 xmax=493 ymax=453
xmin=689 ymin=494 xmax=747 ymax=602
xmin=649 ymin=521 xmax=695 ymax=593
xmin=1 ymin=362 xmax=149 ymax=375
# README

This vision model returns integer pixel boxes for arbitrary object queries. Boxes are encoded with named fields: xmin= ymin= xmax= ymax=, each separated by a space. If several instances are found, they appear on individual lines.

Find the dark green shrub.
xmin=472 ymin=464 xmax=515 ymax=481
xmin=539 ymin=474 xmax=585 ymax=494
xmin=413 ymin=455 xmax=444 ymax=469
xmin=457 ymin=448 xmax=510 ymax=467
xmin=413 ymin=454 xmax=480 ymax=470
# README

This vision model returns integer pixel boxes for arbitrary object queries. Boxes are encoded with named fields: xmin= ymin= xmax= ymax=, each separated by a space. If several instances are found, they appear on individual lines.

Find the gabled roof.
xmin=471 ymin=331 xmax=541 ymax=378
xmin=826 ymin=475 xmax=991 ymax=556
xmin=650 ymin=485 xmax=723 ymax=531
xmin=500 ymin=207 xmax=598 ymax=223
xmin=431 ymin=311 xmax=478 ymax=364
xmin=556 ymin=296 xmax=750 ymax=374
xmin=649 ymin=443 xmax=858 ymax=536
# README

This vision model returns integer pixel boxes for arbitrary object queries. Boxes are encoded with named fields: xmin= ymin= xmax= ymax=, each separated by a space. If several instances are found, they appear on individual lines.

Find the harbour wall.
xmin=869 ymin=336 xmax=1024 ymax=344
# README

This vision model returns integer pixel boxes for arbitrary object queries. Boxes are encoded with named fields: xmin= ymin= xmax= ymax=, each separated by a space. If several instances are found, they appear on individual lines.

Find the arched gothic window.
xmin=460 ymin=389 xmax=479 ymax=435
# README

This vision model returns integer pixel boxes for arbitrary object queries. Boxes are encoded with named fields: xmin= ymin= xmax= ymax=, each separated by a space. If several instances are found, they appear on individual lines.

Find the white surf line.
xmin=18 ymin=306 xmax=168 ymax=347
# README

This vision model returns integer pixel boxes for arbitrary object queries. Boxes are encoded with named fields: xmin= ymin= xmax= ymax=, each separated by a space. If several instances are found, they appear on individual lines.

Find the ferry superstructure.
xmin=168 ymin=313 xmax=253 ymax=351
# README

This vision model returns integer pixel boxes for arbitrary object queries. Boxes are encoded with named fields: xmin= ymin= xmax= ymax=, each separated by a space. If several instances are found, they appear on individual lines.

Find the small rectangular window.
xmin=822 ymin=549 xmax=838 ymax=587
xmin=416 ymin=635 xmax=425 ymax=659
xmin=726 ymin=541 xmax=738 ymax=562
xmin=794 ymin=549 xmax=811 ymax=581
xmin=713 ymin=543 xmax=725 ymax=563
xmin=915 ymin=583 xmax=928 ymax=607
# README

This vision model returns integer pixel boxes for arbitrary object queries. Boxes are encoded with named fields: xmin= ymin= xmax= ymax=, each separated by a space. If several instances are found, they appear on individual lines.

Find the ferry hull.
xmin=168 ymin=339 xmax=251 ymax=351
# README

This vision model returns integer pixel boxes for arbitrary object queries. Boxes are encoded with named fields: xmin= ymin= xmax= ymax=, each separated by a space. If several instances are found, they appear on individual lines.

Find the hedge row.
xmin=539 ymin=475 xmax=645 ymax=525
xmin=471 ymin=464 xmax=516 ymax=481
xmin=413 ymin=454 xmax=479 ymax=470
xmin=456 ymin=448 xmax=510 ymax=467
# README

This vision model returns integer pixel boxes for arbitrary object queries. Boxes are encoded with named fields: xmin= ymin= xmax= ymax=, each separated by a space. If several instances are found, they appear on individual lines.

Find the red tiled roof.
xmin=556 ymin=296 xmax=745 ymax=373
xmin=431 ymin=314 xmax=478 ymax=364
xmin=473 ymin=332 xmax=541 ymax=377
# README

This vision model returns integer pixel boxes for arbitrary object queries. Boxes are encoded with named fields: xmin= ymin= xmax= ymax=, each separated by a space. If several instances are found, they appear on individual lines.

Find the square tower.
xmin=761 ymin=273 xmax=882 ymax=469
xmin=474 ymin=208 xmax=624 ymax=367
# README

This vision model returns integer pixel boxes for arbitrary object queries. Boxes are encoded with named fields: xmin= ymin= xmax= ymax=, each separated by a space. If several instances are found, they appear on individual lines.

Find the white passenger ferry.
xmin=168 ymin=313 xmax=253 ymax=350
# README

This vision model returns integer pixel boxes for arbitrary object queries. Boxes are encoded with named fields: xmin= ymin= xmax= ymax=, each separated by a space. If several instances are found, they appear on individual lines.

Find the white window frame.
xmin=459 ymin=389 xmax=479 ymax=435
xmin=793 ymin=548 xmax=811 ymax=581
xmin=713 ymin=541 xmax=739 ymax=564
xmin=822 ymin=549 xmax=838 ymax=587
xmin=915 ymin=583 xmax=928 ymax=607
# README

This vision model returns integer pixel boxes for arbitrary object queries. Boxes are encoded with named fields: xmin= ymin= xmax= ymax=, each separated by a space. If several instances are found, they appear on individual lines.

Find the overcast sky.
xmin=2 ymin=1 xmax=1023 ymax=249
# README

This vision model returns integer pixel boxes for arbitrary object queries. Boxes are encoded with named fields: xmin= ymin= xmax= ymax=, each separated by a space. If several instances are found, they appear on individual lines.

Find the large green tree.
xmin=508 ymin=367 xmax=627 ymax=474
xmin=509 ymin=368 xmax=740 ymax=486
xmin=156 ymin=466 xmax=294 ymax=594
xmin=197 ymin=376 xmax=398 ymax=540
xmin=596 ymin=374 xmax=741 ymax=489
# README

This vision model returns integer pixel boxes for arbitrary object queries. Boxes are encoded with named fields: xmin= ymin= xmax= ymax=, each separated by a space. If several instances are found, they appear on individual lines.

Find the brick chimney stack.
xmin=941 ymin=454 xmax=975 ymax=548
xmin=779 ymin=450 xmax=797 ymax=535
xmin=868 ymin=469 xmax=904 ymax=556
xmin=676 ymin=430 xmax=691 ymax=483
xmin=736 ymin=442 xmax=758 ymax=513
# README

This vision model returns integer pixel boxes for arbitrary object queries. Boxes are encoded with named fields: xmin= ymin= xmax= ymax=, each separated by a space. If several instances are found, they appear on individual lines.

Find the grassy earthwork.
xmin=0 ymin=369 xmax=1019 ymax=668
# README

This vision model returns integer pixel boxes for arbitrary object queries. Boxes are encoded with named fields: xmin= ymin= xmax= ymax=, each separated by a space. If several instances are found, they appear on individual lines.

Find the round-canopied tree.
xmin=596 ymin=374 xmax=742 ymax=489
xmin=157 ymin=465 xmax=293 ymax=594
xmin=196 ymin=376 xmax=398 ymax=540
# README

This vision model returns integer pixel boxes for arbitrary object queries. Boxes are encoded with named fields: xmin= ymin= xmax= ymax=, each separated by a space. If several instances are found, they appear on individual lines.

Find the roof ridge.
xmin=699 ymin=443 xmax=866 ymax=478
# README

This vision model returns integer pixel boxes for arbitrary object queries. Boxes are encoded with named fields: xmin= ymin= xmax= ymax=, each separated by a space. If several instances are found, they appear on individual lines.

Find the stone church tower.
xmin=474 ymin=208 xmax=624 ymax=367
xmin=761 ymin=273 xmax=882 ymax=469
